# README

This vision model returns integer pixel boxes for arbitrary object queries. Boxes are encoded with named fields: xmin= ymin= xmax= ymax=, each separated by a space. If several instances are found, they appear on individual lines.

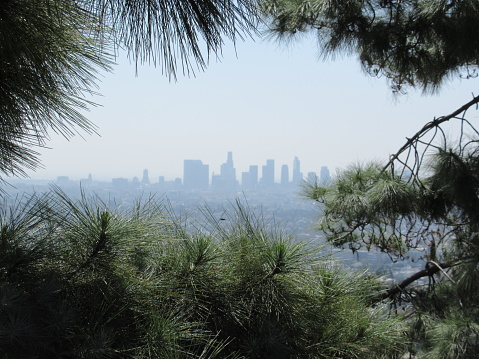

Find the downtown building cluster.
xmin=179 ymin=152 xmax=331 ymax=191
xmin=51 ymin=152 xmax=331 ymax=192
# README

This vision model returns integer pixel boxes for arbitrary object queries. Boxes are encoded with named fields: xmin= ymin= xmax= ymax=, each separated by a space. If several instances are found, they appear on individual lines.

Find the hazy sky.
xmin=23 ymin=34 xmax=479 ymax=182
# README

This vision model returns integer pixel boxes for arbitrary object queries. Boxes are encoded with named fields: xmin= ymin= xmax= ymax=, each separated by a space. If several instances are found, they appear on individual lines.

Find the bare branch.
xmin=374 ymin=260 xmax=461 ymax=302
xmin=384 ymin=94 xmax=479 ymax=172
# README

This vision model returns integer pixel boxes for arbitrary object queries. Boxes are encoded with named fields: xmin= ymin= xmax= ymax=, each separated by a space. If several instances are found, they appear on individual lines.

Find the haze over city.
xmin=21 ymin=35 xmax=479 ymax=182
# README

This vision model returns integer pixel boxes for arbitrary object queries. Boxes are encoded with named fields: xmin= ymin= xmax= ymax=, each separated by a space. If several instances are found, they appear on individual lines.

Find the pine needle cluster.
xmin=0 ymin=0 xmax=258 ymax=179
xmin=261 ymin=0 xmax=479 ymax=94
xmin=302 ymin=104 xmax=479 ymax=357
xmin=0 ymin=188 xmax=406 ymax=358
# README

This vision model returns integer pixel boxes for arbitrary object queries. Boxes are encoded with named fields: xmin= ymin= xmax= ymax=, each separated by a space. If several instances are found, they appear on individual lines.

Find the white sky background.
xmin=23 ymin=34 xmax=479 ymax=182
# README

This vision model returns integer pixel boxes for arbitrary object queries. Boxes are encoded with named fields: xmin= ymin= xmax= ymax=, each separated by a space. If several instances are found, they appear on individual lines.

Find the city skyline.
xmin=25 ymin=144 xmax=335 ymax=182
xmin=17 ymin=35 xmax=479 ymax=183
xmin=45 ymin=152 xmax=329 ymax=187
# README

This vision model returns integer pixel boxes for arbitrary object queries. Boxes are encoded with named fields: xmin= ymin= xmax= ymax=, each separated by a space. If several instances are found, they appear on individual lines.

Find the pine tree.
xmin=0 ymin=188 xmax=406 ymax=358
xmin=302 ymin=98 xmax=479 ymax=358
xmin=261 ymin=1 xmax=479 ymax=356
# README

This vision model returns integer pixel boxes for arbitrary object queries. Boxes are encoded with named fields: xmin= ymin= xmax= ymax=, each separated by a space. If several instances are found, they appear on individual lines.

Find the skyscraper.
xmin=183 ymin=160 xmax=209 ymax=189
xmin=141 ymin=169 xmax=150 ymax=185
xmin=212 ymin=151 xmax=237 ymax=190
xmin=261 ymin=159 xmax=274 ymax=187
xmin=242 ymin=165 xmax=258 ymax=189
xmin=320 ymin=166 xmax=331 ymax=185
xmin=292 ymin=156 xmax=303 ymax=185
xmin=281 ymin=164 xmax=289 ymax=186
xmin=249 ymin=165 xmax=258 ymax=187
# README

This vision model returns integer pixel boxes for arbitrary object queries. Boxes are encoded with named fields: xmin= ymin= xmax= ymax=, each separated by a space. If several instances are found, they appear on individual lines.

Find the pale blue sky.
xmin=23 ymin=34 xmax=479 ymax=182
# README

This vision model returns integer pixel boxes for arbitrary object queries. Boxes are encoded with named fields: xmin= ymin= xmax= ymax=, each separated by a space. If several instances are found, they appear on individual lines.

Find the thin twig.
xmin=383 ymin=94 xmax=479 ymax=172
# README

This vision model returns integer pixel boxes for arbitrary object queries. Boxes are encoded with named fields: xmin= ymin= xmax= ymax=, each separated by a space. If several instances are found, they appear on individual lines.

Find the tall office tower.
xmin=141 ymin=169 xmax=150 ymax=185
xmin=183 ymin=160 xmax=209 ymax=189
xmin=320 ymin=166 xmax=331 ymax=185
xmin=212 ymin=152 xmax=238 ymax=190
xmin=249 ymin=165 xmax=258 ymax=187
xmin=261 ymin=159 xmax=275 ymax=186
xmin=221 ymin=151 xmax=237 ymax=187
xmin=292 ymin=156 xmax=303 ymax=185
xmin=281 ymin=164 xmax=289 ymax=186
xmin=307 ymin=171 xmax=318 ymax=184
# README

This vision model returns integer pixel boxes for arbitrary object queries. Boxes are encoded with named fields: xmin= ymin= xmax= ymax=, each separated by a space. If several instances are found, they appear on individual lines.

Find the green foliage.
xmin=428 ymin=147 xmax=479 ymax=221
xmin=304 ymin=162 xmax=420 ymax=257
xmin=305 ymin=143 xmax=479 ymax=262
xmin=0 ymin=189 xmax=406 ymax=358
xmin=0 ymin=0 xmax=258 ymax=179
xmin=420 ymin=311 xmax=479 ymax=359
xmin=83 ymin=0 xmax=258 ymax=78
xmin=302 ymin=124 xmax=479 ymax=357
xmin=263 ymin=0 xmax=479 ymax=355
xmin=261 ymin=0 xmax=479 ymax=93
xmin=0 ymin=0 xmax=112 ymax=177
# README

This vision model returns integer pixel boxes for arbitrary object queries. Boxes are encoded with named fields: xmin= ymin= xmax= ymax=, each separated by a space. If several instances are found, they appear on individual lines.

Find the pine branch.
xmin=373 ymin=260 xmax=463 ymax=303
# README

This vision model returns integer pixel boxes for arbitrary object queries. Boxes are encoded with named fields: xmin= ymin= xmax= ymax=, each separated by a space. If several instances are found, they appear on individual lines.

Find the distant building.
xmin=158 ymin=176 xmax=165 ymax=187
xmin=56 ymin=176 xmax=69 ymax=186
xmin=261 ymin=159 xmax=274 ymax=187
xmin=307 ymin=172 xmax=318 ymax=184
xmin=281 ymin=164 xmax=289 ymax=186
xmin=212 ymin=152 xmax=237 ymax=190
xmin=320 ymin=166 xmax=331 ymax=185
xmin=249 ymin=165 xmax=258 ymax=187
xmin=174 ymin=177 xmax=182 ymax=188
xmin=184 ymin=160 xmax=209 ymax=189
xmin=80 ymin=173 xmax=92 ymax=187
xmin=292 ymin=156 xmax=303 ymax=185
xmin=222 ymin=152 xmax=236 ymax=182
xmin=132 ymin=176 xmax=141 ymax=187
xmin=241 ymin=164 xmax=258 ymax=190
xmin=112 ymin=177 xmax=129 ymax=189
xmin=141 ymin=169 xmax=150 ymax=185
